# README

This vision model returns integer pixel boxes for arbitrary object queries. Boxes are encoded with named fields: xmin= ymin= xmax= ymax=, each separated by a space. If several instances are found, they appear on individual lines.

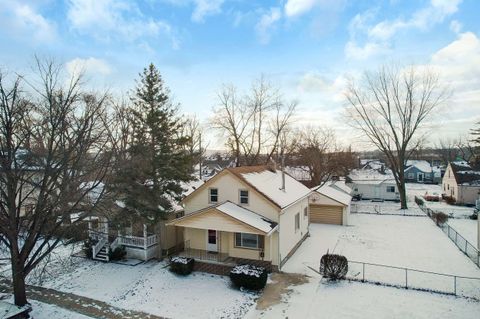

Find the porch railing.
xmin=179 ymin=240 xmax=232 ymax=264
xmin=92 ymin=237 xmax=108 ymax=261
xmin=119 ymin=234 xmax=158 ymax=248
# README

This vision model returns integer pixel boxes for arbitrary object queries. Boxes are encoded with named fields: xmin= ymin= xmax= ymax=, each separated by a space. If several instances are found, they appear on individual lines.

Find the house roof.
xmin=348 ymin=169 xmax=396 ymax=184
xmin=226 ymin=165 xmax=312 ymax=209
xmin=450 ymin=162 xmax=480 ymax=186
xmin=329 ymin=180 xmax=352 ymax=195
xmin=405 ymin=160 xmax=433 ymax=173
xmin=168 ymin=201 xmax=278 ymax=235
xmin=313 ymin=184 xmax=352 ymax=206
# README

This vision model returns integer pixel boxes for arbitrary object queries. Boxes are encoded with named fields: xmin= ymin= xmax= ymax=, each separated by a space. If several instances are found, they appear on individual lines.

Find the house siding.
xmin=184 ymin=173 xmax=280 ymax=222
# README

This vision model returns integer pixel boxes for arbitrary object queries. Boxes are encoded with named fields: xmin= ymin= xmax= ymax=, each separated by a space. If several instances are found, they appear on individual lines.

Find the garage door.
xmin=309 ymin=204 xmax=343 ymax=225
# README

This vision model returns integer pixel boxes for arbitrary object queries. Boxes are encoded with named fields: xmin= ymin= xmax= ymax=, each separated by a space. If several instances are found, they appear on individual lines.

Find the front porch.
xmin=87 ymin=218 xmax=159 ymax=262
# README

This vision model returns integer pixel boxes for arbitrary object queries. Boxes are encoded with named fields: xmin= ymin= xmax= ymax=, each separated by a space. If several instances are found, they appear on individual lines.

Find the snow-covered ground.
xmin=33 ymin=258 xmax=256 ymax=319
xmin=424 ymin=201 xmax=475 ymax=219
xmin=405 ymin=183 xmax=442 ymax=201
xmin=448 ymin=219 xmax=479 ymax=249
xmin=351 ymin=200 xmax=425 ymax=216
xmin=30 ymin=300 xmax=93 ymax=319
xmin=246 ymin=278 xmax=480 ymax=319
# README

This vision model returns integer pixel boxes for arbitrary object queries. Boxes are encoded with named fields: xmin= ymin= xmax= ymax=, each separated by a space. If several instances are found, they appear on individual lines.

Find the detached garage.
xmin=309 ymin=184 xmax=352 ymax=225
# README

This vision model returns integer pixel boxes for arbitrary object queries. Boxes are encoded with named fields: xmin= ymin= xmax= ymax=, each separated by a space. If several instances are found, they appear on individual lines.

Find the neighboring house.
xmin=87 ymin=179 xmax=205 ymax=262
xmin=404 ymin=160 xmax=442 ymax=184
xmin=168 ymin=165 xmax=311 ymax=272
xmin=309 ymin=183 xmax=352 ymax=225
xmin=347 ymin=169 xmax=399 ymax=201
xmin=442 ymin=162 xmax=480 ymax=205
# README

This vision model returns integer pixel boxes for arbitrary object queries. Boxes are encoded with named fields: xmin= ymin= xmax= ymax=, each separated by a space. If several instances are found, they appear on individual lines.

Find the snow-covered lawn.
xmin=406 ymin=183 xmax=442 ymax=201
xmin=30 ymin=300 xmax=94 ymax=319
xmin=33 ymin=258 xmax=256 ymax=319
xmin=448 ymin=219 xmax=479 ymax=249
xmin=351 ymin=200 xmax=425 ymax=216
xmin=246 ymin=279 xmax=480 ymax=319
xmin=424 ymin=201 xmax=475 ymax=219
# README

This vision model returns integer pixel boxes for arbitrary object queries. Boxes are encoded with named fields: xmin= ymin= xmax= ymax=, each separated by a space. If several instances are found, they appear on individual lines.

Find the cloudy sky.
xmin=0 ymin=0 xmax=479 ymax=149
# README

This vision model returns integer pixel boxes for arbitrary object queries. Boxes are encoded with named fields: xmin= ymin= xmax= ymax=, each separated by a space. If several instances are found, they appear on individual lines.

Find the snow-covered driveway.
xmin=283 ymin=214 xmax=480 ymax=277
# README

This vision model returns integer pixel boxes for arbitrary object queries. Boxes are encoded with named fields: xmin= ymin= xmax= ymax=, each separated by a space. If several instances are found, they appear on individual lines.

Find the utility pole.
xmin=199 ymin=132 xmax=202 ymax=180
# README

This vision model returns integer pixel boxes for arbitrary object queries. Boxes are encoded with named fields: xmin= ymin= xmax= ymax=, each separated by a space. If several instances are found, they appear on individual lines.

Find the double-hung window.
xmin=209 ymin=188 xmax=218 ymax=203
xmin=386 ymin=186 xmax=395 ymax=193
xmin=303 ymin=207 xmax=308 ymax=218
xmin=239 ymin=190 xmax=249 ymax=205
xmin=235 ymin=233 xmax=262 ymax=249
xmin=295 ymin=213 xmax=300 ymax=232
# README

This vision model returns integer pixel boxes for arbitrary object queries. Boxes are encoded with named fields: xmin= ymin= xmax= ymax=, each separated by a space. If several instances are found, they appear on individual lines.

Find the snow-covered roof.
xmin=450 ymin=162 xmax=480 ymax=186
xmin=215 ymin=201 xmax=277 ymax=233
xmin=348 ymin=168 xmax=395 ymax=181
xmin=314 ymin=184 xmax=352 ymax=206
xmin=405 ymin=160 xmax=432 ymax=173
xmin=228 ymin=166 xmax=312 ymax=209
xmin=329 ymin=180 xmax=352 ymax=195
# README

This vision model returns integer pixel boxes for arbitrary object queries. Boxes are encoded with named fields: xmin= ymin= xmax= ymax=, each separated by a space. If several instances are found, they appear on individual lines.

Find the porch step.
xmin=93 ymin=246 xmax=109 ymax=261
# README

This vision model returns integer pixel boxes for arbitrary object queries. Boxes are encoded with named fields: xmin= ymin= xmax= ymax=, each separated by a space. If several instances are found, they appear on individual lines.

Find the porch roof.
xmin=167 ymin=201 xmax=278 ymax=235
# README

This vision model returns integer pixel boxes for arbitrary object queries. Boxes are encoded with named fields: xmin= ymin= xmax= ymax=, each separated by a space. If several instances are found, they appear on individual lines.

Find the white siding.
xmin=278 ymin=197 xmax=309 ymax=265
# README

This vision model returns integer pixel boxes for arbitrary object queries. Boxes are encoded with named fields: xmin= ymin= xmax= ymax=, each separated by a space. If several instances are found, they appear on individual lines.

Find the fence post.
xmin=362 ymin=263 xmax=365 ymax=282
xmin=405 ymin=269 xmax=408 ymax=289
xmin=454 ymin=276 xmax=456 ymax=295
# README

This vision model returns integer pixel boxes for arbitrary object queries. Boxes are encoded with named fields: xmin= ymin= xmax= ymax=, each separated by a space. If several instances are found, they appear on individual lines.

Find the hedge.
xmin=170 ymin=256 xmax=195 ymax=275
xmin=230 ymin=264 xmax=268 ymax=290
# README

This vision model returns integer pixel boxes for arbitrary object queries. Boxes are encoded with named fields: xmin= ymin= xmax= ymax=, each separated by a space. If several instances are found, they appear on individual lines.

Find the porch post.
xmin=143 ymin=224 xmax=148 ymax=260
xmin=87 ymin=220 xmax=92 ymax=238
xmin=104 ymin=217 xmax=108 ymax=238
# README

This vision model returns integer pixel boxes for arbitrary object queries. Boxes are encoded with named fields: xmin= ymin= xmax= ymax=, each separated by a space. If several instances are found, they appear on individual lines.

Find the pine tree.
xmin=116 ymin=64 xmax=193 ymax=223
xmin=471 ymin=121 xmax=480 ymax=167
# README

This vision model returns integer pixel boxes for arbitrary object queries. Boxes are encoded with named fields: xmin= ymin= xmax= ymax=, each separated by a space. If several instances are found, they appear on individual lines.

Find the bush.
xmin=320 ymin=253 xmax=348 ymax=280
xmin=170 ymin=256 xmax=195 ymax=275
xmin=444 ymin=196 xmax=456 ymax=205
xmin=415 ymin=196 xmax=424 ymax=206
xmin=83 ymin=238 xmax=97 ymax=259
xmin=230 ymin=264 xmax=268 ymax=290
xmin=469 ymin=212 xmax=478 ymax=220
xmin=109 ymin=246 xmax=127 ymax=261
xmin=432 ymin=212 xmax=448 ymax=226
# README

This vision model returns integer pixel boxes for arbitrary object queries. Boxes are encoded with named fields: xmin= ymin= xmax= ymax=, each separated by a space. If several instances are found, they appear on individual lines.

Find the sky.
xmin=0 ymin=0 xmax=479 ymax=150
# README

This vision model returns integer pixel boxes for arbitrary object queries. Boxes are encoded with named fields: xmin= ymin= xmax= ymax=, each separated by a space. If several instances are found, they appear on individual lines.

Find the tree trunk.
xmin=11 ymin=259 xmax=28 ymax=306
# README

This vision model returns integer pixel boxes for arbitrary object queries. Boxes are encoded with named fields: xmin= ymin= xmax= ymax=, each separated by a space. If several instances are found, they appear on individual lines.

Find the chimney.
xmin=281 ymin=154 xmax=286 ymax=191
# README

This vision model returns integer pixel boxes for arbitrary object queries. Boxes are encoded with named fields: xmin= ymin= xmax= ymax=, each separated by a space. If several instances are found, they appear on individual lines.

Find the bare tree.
xmin=345 ymin=65 xmax=447 ymax=209
xmin=435 ymin=137 xmax=458 ymax=165
xmin=179 ymin=115 xmax=208 ymax=178
xmin=211 ymin=77 xmax=296 ymax=166
xmin=0 ymin=59 xmax=112 ymax=306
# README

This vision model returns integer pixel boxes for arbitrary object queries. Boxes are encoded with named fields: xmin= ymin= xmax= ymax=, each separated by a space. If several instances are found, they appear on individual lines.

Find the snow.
xmin=30 ymin=258 xmax=256 ymax=319
xmin=314 ymin=184 xmax=352 ymax=206
xmin=329 ymin=180 xmax=352 ymax=195
xmin=348 ymin=169 xmax=396 ymax=185
xmin=351 ymin=200 xmax=425 ymax=216
xmin=246 ymin=279 xmax=480 ymax=319
xmin=448 ymin=219 xmax=478 ymax=249
xmin=405 ymin=160 xmax=433 ymax=173
xmin=30 ymin=300 xmax=93 ymax=319
xmin=216 ymin=201 xmax=277 ymax=233
xmin=241 ymin=170 xmax=311 ymax=208
xmin=171 ymin=256 xmax=190 ymax=264
xmin=423 ymin=201 xmax=475 ymax=219
xmin=231 ymin=264 xmax=265 ymax=277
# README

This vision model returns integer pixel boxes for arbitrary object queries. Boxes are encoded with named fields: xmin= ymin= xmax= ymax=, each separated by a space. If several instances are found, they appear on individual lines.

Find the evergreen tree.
xmin=115 ymin=64 xmax=193 ymax=223
xmin=471 ymin=121 xmax=480 ymax=166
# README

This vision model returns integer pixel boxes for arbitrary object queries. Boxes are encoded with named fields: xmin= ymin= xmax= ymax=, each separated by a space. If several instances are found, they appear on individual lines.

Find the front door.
xmin=206 ymin=229 xmax=218 ymax=252
xmin=418 ymin=173 xmax=424 ymax=182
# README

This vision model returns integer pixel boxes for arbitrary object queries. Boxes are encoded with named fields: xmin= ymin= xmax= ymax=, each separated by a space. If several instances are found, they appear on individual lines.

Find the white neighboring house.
xmin=309 ymin=182 xmax=352 ymax=225
xmin=442 ymin=161 xmax=480 ymax=205
xmin=347 ymin=169 xmax=399 ymax=201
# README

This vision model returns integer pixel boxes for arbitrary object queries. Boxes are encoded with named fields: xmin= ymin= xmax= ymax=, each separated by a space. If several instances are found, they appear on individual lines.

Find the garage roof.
xmin=314 ymin=184 xmax=352 ymax=206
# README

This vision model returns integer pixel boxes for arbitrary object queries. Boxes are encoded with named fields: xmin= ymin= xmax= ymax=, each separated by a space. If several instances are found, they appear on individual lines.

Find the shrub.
xmin=109 ymin=246 xmax=127 ymax=261
xmin=83 ymin=238 xmax=97 ymax=259
xmin=320 ymin=253 xmax=348 ymax=280
xmin=415 ymin=196 xmax=424 ymax=206
xmin=469 ymin=212 xmax=478 ymax=220
xmin=230 ymin=264 xmax=268 ymax=290
xmin=444 ymin=196 xmax=456 ymax=205
xmin=433 ymin=212 xmax=448 ymax=226
xmin=170 ymin=256 xmax=195 ymax=275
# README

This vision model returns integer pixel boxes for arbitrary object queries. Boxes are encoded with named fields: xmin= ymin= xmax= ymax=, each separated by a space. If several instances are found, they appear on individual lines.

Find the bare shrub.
xmin=320 ymin=253 xmax=348 ymax=280
xmin=434 ymin=212 xmax=449 ymax=226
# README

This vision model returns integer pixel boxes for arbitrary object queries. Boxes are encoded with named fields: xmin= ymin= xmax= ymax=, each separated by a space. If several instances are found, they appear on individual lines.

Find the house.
xmin=404 ymin=160 xmax=442 ymax=184
xmin=442 ymin=161 xmax=480 ymax=205
xmin=87 ymin=179 xmax=205 ymax=262
xmin=309 ymin=182 xmax=352 ymax=225
xmin=168 ymin=165 xmax=311 ymax=272
xmin=347 ymin=169 xmax=399 ymax=201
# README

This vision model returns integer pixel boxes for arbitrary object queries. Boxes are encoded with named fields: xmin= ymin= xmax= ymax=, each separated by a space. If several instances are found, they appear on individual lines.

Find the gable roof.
xmin=450 ymin=162 xmax=480 ymax=186
xmin=405 ymin=160 xmax=433 ymax=173
xmin=168 ymin=201 xmax=278 ymax=235
xmin=226 ymin=165 xmax=312 ymax=209
xmin=313 ymin=183 xmax=352 ymax=206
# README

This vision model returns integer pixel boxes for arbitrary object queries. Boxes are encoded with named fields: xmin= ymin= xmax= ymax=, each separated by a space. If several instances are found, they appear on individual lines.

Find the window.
xmin=386 ymin=186 xmax=395 ymax=193
xmin=354 ymin=188 xmax=358 ymax=192
xmin=239 ymin=190 xmax=249 ymax=205
xmin=303 ymin=207 xmax=308 ymax=218
xmin=408 ymin=173 xmax=414 ymax=179
xmin=209 ymin=188 xmax=218 ymax=203
xmin=443 ymin=184 xmax=446 ymax=191
xmin=447 ymin=184 xmax=450 ymax=190
xmin=235 ymin=233 xmax=262 ymax=249
xmin=295 ymin=213 xmax=300 ymax=232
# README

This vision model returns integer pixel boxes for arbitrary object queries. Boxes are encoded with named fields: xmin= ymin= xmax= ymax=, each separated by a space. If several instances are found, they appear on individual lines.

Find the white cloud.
xmin=191 ymin=0 xmax=224 ymax=23
xmin=67 ymin=0 xmax=178 ymax=48
xmin=449 ymin=20 xmax=462 ymax=33
xmin=284 ymin=0 xmax=316 ymax=17
xmin=256 ymin=7 xmax=282 ymax=45
xmin=0 ymin=1 xmax=56 ymax=42
xmin=345 ymin=0 xmax=463 ymax=60
xmin=66 ymin=57 xmax=112 ymax=79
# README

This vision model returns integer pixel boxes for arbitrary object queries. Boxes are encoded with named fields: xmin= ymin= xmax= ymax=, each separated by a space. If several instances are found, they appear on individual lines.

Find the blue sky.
xmin=1 ymin=0 xmax=479 ymax=148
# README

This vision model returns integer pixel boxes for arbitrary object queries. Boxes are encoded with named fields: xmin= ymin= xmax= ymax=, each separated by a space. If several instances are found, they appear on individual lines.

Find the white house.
xmin=168 ymin=165 xmax=312 ymax=271
xmin=442 ymin=162 xmax=480 ymax=205
xmin=347 ymin=169 xmax=399 ymax=201
xmin=309 ymin=182 xmax=352 ymax=225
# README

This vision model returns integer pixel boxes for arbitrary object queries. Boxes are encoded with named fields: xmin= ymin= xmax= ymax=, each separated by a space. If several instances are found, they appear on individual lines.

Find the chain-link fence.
xmin=346 ymin=260 xmax=480 ymax=299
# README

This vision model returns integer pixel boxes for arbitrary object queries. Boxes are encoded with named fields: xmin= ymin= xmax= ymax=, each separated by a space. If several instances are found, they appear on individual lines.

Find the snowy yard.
xmin=448 ymin=219 xmax=479 ymax=249
xmin=351 ymin=200 xmax=425 ymax=216
xmin=405 ymin=183 xmax=442 ymax=201
xmin=31 ymin=257 xmax=256 ymax=319
xmin=424 ymin=200 xmax=476 ymax=219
